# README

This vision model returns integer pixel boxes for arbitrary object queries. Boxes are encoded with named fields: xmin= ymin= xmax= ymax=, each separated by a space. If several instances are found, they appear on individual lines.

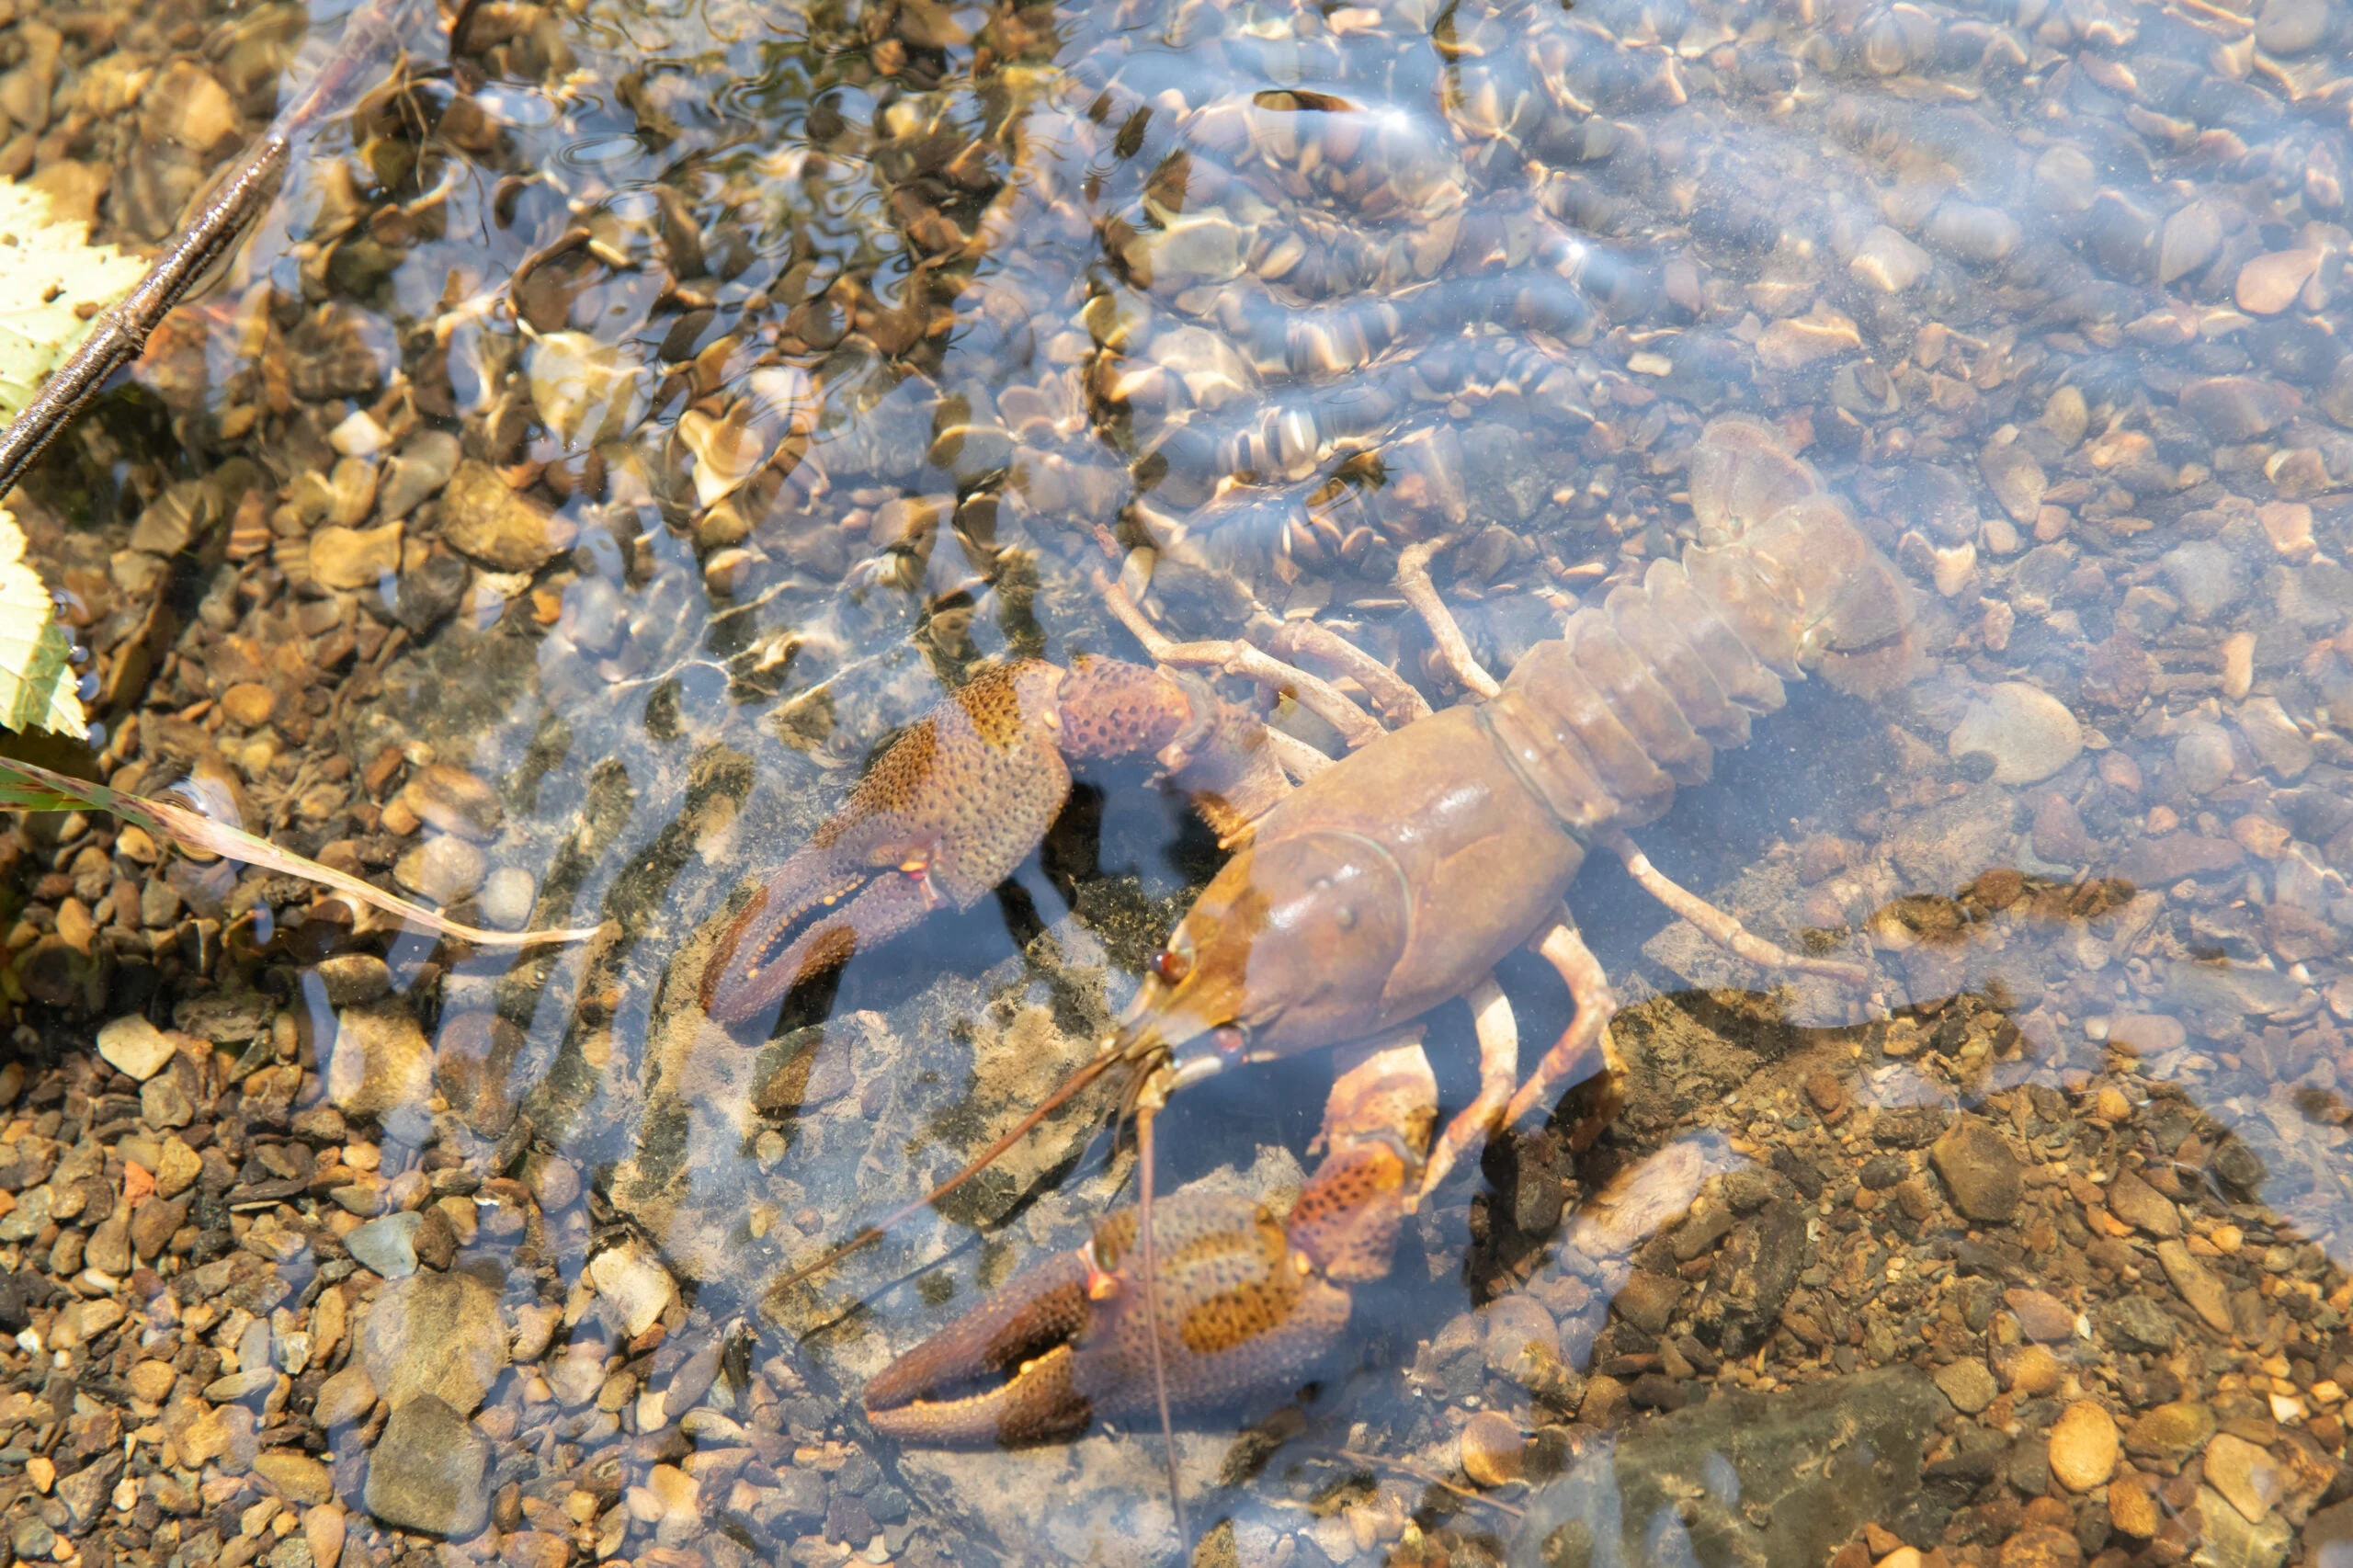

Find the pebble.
xmin=150 ymin=60 xmax=238 ymax=151
xmin=1850 ymin=226 xmax=1930 ymax=292
xmin=1458 ymin=1410 xmax=1526 ymax=1486
xmin=402 ymin=764 xmax=506 ymax=839
xmin=2001 ymin=1343 xmax=2063 ymax=1396
xmin=358 ymin=1270 xmax=509 ymax=1415
xmin=314 ymin=1366 xmax=379 ymax=1431
xmin=304 ymin=1505 xmax=347 ymax=1568
xmin=2127 ymin=1393 xmax=2211 ymax=1469
xmin=2156 ymin=201 xmax=2222 ymax=284
xmin=326 ymin=1005 xmax=434 ymax=1122
xmin=1929 ymin=1116 xmax=2023 ymax=1222
xmin=364 ymin=1395 xmax=490 ymax=1538
xmin=2173 ymin=723 xmax=2237 ymax=796
xmin=1979 ymin=438 xmax=2047 ymax=524
xmin=347 ymin=1211 xmax=424 ymax=1278
xmin=96 ymin=1015 xmax=176 ymax=1079
xmin=309 ymin=522 xmax=404 ymax=592
xmin=2109 ymin=1477 xmax=2160 ymax=1540
xmin=2237 ymin=697 xmax=2313 ymax=779
xmin=395 ymin=835 xmax=488 ymax=903
xmin=2155 ymin=1239 xmax=2234 ymax=1333
xmin=2197 ymin=1484 xmax=2294 ymax=1568
xmin=2203 ymin=1434 xmax=2284 ymax=1524
xmin=315 ymin=952 xmax=393 ymax=1006
xmin=526 ymin=332 xmax=646 ymax=449
xmin=2005 ymin=1288 xmax=2077 ymax=1342
xmin=2047 ymin=1401 xmax=2119 ymax=1492
xmin=2255 ymin=0 xmax=2332 ymax=49
xmin=2102 ymin=1170 xmax=2180 ymax=1238
xmin=2234 ymin=249 xmax=2320 ymax=314
xmin=441 ymin=460 xmax=579 ymax=572
xmin=2029 ymin=792 xmax=2091 ymax=864
xmin=2160 ymin=540 xmax=2248 ymax=618
xmin=1946 ymin=682 xmax=2081 ymax=785
xmin=588 ymin=1240 xmax=676 ymax=1336
xmin=2178 ymin=375 xmax=2300 ymax=440
xmin=478 ymin=866 xmax=537 ymax=930
xmin=378 ymin=432 xmax=460 ymax=520
xmin=254 ymin=1451 xmax=335 ymax=1506
xmin=1934 ymin=1358 xmax=1997 ymax=1414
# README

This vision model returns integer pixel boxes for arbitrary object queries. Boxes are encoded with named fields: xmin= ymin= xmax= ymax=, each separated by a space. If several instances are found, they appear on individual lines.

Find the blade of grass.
xmin=0 ymin=755 xmax=603 ymax=949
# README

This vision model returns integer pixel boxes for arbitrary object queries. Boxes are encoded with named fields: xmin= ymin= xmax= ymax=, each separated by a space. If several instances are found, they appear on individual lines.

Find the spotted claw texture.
xmin=862 ymin=1187 xmax=1354 ymax=1445
xmin=863 ymin=1040 xmax=1437 ymax=1447
xmin=701 ymin=661 xmax=1075 ymax=1024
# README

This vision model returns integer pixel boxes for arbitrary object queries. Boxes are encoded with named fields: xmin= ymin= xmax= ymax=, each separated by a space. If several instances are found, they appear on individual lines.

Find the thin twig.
xmin=0 ymin=0 xmax=434 ymax=499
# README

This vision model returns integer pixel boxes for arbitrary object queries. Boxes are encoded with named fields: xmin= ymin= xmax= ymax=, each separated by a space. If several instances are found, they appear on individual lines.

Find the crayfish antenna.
xmin=767 ymin=1042 xmax=1124 ymax=1296
xmin=1135 ymin=1077 xmax=1188 ymax=1552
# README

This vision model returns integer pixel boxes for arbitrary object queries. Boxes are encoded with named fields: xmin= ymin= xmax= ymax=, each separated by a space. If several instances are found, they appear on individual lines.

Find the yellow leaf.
xmin=0 ymin=177 xmax=145 ymax=423
xmin=0 ymin=505 xmax=81 ymax=738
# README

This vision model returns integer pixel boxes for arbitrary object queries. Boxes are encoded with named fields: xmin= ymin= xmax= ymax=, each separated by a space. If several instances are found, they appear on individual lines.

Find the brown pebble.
xmin=220 ymin=683 xmax=277 ymax=728
xmin=2107 ymin=1476 xmax=2158 ymax=1539
xmin=2234 ymin=249 xmax=2319 ymax=314
xmin=2049 ymin=1400 xmax=2119 ymax=1491
xmin=401 ymin=765 xmax=506 ymax=840
xmin=1458 ymin=1410 xmax=1525 ymax=1487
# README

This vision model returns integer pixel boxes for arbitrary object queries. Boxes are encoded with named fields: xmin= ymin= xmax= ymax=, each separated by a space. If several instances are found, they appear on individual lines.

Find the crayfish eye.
xmin=1211 ymin=1023 xmax=1247 ymax=1056
xmin=1153 ymin=948 xmax=1192 ymax=984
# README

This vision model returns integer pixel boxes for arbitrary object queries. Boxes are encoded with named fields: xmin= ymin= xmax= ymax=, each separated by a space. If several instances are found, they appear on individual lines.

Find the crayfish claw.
xmin=699 ymin=660 xmax=1078 ymax=1024
xmin=863 ymin=1250 xmax=1100 ymax=1445
xmin=863 ymin=1187 xmax=1358 ymax=1447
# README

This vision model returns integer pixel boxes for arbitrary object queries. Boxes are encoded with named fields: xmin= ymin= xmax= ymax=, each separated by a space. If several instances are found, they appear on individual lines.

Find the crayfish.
xmin=699 ymin=418 xmax=1916 ymax=1505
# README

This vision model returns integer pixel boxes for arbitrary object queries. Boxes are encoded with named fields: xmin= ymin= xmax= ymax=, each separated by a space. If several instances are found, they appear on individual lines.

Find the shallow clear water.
xmin=7 ymin=0 xmax=2353 ymax=1559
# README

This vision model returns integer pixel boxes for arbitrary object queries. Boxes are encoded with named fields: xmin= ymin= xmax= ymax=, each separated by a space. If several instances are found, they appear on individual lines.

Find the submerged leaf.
xmin=0 ymin=506 xmax=82 ymax=738
xmin=0 ymin=178 xmax=146 ymax=422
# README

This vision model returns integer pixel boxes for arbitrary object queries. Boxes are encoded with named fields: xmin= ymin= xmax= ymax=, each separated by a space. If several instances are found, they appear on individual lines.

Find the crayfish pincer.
xmin=704 ymin=417 xmax=1915 ymax=1453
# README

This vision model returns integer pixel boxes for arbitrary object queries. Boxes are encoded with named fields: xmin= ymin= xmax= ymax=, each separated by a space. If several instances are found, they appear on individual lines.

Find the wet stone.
xmin=588 ymin=1241 xmax=675 ymax=1337
xmin=2097 ymin=1293 xmax=2179 ymax=1353
xmin=2156 ymin=1240 xmax=2235 ymax=1333
xmin=2103 ymin=1171 xmax=2180 ymax=1238
xmin=2236 ymin=698 xmax=2313 ymax=779
xmin=2236 ymin=250 xmax=2321 ymax=315
xmin=2178 ymin=377 xmax=2300 ymax=441
xmin=347 ymin=1212 xmax=423 ymax=1278
xmin=364 ymin=1395 xmax=488 ymax=1538
xmin=326 ymin=1006 xmax=433 ymax=1125
xmin=2203 ymin=1434 xmax=2284 ymax=1524
xmin=2031 ymin=793 xmax=2092 ymax=864
xmin=2174 ymin=723 xmax=2238 ymax=796
xmin=441 ymin=461 xmax=577 ymax=572
xmin=1948 ymin=683 xmax=2082 ymax=785
xmin=1930 ymin=1117 xmax=2022 ymax=1223
xmin=2005 ymin=1289 xmax=2076 ymax=1342
xmin=310 ymin=524 xmax=403 ymax=592
xmin=358 ymin=1270 xmax=507 ymax=1415
xmin=1935 ymin=1358 xmax=1997 ymax=1414
xmin=2049 ymin=1402 xmax=2119 ymax=1493
xmin=2161 ymin=541 xmax=2248 ymax=619
xmin=2196 ymin=1484 xmax=2293 ymax=1568
xmin=1460 ymin=1411 xmax=1526 ymax=1487
xmin=96 ymin=1016 xmax=176 ymax=1080
xmin=401 ymin=765 xmax=505 ymax=840
xmin=1851 ymin=226 xmax=1931 ymax=292
xmin=477 ymin=867 xmax=536 ymax=930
